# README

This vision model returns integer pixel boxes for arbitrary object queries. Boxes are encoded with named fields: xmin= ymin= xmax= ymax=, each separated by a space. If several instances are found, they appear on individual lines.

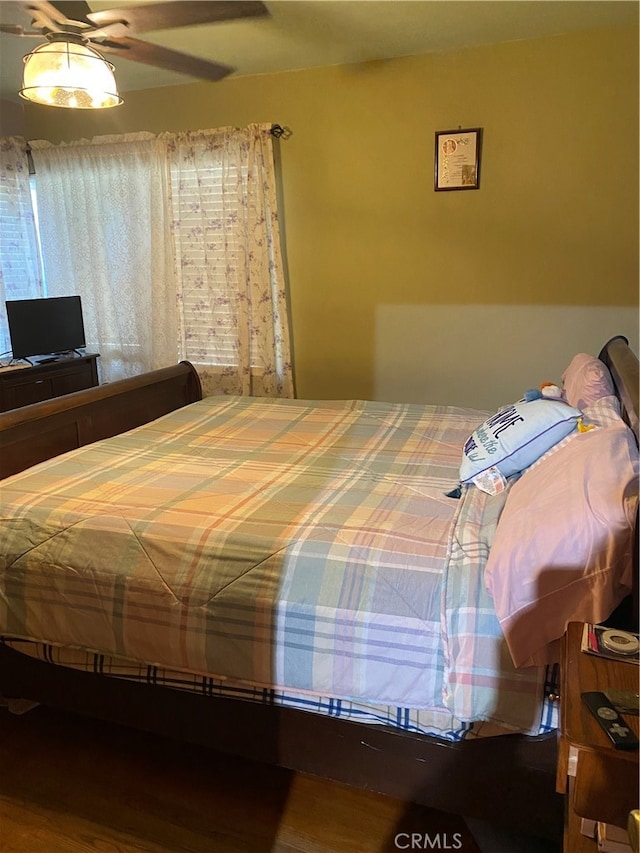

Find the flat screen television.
xmin=6 ymin=295 xmax=86 ymax=360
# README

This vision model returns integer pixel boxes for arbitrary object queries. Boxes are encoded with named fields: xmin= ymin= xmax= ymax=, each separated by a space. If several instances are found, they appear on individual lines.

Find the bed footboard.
xmin=0 ymin=361 xmax=202 ymax=479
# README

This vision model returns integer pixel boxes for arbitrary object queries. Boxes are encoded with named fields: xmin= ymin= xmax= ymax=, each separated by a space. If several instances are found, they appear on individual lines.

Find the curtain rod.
xmin=270 ymin=124 xmax=292 ymax=140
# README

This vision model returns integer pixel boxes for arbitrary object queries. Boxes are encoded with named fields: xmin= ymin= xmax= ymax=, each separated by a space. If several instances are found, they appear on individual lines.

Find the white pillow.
xmin=460 ymin=399 xmax=582 ymax=484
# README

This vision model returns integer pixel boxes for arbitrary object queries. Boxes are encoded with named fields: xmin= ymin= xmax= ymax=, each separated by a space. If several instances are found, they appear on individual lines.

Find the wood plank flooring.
xmin=0 ymin=705 xmax=483 ymax=853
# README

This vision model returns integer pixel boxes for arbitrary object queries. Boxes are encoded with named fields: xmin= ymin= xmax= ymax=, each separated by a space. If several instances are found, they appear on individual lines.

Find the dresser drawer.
xmin=51 ymin=363 xmax=96 ymax=397
xmin=4 ymin=375 xmax=54 ymax=408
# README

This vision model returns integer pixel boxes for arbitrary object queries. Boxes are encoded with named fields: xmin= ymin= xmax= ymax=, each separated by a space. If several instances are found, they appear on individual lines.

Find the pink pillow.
xmin=562 ymin=353 xmax=615 ymax=409
xmin=485 ymin=421 xmax=638 ymax=668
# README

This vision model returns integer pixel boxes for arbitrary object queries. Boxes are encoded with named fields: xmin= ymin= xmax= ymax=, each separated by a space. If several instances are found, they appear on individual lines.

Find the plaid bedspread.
xmin=0 ymin=396 xmax=547 ymax=733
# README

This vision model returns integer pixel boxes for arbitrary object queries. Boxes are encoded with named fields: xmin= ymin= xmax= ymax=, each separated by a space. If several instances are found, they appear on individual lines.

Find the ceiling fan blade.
xmin=43 ymin=0 xmax=93 ymax=24
xmin=0 ymin=23 xmax=43 ymax=35
xmin=98 ymin=36 xmax=234 ymax=82
xmin=21 ymin=0 xmax=91 ymax=28
xmin=87 ymin=1 xmax=268 ymax=35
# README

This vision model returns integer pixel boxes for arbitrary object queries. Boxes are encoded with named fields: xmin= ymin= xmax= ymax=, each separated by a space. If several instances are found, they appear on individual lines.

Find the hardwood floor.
xmin=1 ymin=705 xmax=484 ymax=853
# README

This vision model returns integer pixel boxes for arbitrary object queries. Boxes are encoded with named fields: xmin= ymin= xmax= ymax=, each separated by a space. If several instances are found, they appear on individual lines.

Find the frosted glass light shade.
xmin=20 ymin=40 xmax=123 ymax=109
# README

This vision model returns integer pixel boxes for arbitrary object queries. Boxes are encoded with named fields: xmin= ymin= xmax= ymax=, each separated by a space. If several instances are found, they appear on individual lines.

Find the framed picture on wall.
xmin=434 ymin=127 xmax=482 ymax=191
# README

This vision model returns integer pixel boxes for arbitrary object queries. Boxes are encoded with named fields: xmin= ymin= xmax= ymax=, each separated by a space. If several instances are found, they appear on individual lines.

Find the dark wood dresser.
xmin=0 ymin=353 xmax=99 ymax=412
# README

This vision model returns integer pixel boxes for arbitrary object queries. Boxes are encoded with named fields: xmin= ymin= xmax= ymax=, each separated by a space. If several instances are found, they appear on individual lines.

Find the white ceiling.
xmin=0 ymin=0 xmax=637 ymax=103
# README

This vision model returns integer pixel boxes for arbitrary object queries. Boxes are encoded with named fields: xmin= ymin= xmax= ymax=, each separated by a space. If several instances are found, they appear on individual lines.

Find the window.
xmin=166 ymin=125 xmax=293 ymax=397
xmin=169 ymin=159 xmax=245 ymax=367
xmin=0 ymin=155 xmax=45 ymax=354
xmin=3 ymin=127 xmax=292 ymax=396
xmin=29 ymin=176 xmax=48 ymax=293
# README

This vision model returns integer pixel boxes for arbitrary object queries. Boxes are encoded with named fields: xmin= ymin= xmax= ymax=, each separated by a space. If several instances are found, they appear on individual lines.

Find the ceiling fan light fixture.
xmin=20 ymin=38 xmax=123 ymax=109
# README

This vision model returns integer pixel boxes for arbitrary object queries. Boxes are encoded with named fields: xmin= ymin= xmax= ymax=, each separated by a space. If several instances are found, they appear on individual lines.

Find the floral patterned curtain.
xmin=165 ymin=124 xmax=294 ymax=398
xmin=0 ymin=137 xmax=43 ymax=354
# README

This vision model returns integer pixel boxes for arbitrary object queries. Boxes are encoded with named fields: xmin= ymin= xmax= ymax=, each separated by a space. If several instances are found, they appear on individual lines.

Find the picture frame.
xmin=434 ymin=127 xmax=482 ymax=191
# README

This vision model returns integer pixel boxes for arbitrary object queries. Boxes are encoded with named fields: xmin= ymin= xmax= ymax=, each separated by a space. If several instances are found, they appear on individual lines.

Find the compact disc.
xmin=601 ymin=629 xmax=640 ymax=656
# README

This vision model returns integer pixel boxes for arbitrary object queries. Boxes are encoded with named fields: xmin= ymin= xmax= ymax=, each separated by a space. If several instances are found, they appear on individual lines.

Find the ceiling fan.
xmin=0 ymin=0 xmax=269 ymax=108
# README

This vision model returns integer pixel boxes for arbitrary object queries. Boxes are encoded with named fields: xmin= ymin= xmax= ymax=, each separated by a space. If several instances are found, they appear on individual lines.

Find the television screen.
xmin=6 ymin=295 xmax=86 ymax=360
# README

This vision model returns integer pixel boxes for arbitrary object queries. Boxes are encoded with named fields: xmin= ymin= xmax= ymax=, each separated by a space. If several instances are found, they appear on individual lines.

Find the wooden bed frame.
xmin=1 ymin=336 xmax=638 ymax=842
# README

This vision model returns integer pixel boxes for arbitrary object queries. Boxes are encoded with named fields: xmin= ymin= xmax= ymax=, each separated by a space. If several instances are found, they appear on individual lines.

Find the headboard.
xmin=599 ymin=334 xmax=639 ymax=443
xmin=598 ymin=335 xmax=639 ymax=631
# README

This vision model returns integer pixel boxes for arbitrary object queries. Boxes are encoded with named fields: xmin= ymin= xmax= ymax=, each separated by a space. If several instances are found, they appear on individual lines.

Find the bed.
xmin=1 ymin=334 xmax=637 ymax=841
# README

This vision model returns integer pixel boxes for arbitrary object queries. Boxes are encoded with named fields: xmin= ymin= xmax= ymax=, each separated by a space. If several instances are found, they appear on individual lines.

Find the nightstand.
xmin=557 ymin=622 xmax=639 ymax=852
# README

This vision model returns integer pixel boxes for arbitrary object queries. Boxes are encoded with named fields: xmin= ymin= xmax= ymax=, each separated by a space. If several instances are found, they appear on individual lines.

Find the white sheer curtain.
xmin=0 ymin=137 xmax=44 ymax=355
xmin=31 ymin=134 xmax=178 ymax=382
xmin=166 ymin=124 xmax=294 ymax=397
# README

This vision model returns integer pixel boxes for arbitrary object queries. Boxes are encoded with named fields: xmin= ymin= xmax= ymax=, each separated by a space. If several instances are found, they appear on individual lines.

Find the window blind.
xmin=170 ymin=161 xmax=245 ymax=367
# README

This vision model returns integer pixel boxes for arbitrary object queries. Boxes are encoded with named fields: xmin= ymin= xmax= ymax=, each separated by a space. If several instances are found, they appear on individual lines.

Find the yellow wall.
xmin=0 ymin=99 xmax=26 ymax=136
xmin=24 ymin=24 xmax=639 ymax=400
